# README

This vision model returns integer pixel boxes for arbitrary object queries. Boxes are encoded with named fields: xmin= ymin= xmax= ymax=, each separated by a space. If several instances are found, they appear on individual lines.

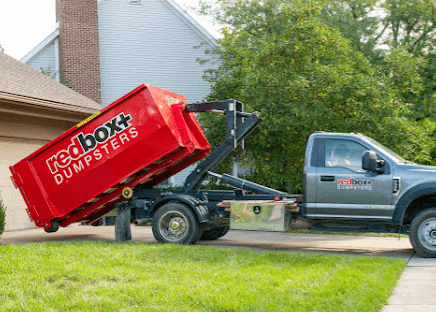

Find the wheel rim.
xmin=158 ymin=211 xmax=189 ymax=243
xmin=418 ymin=217 xmax=436 ymax=251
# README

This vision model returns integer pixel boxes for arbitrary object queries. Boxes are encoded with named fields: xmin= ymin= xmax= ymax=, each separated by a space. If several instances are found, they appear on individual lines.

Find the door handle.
xmin=321 ymin=176 xmax=335 ymax=181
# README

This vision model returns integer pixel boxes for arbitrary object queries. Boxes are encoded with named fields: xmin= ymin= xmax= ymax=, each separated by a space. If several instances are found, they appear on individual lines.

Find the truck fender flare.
xmin=392 ymin=182 xmax=436 ymax=225
xmin=151 ymin=194 xmax=210 ymax=223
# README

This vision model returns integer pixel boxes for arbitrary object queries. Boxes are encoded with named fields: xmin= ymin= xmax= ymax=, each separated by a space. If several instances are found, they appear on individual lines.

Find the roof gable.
xmin=22 ymin=0 xmax=217 ymax=64
xmin=21 ymin=27 xmax=60 ymax=64
xmin=160 ymin=0 xmax=216 ymax=47
xmin=98 ymin=0 xmax=216 ymax=46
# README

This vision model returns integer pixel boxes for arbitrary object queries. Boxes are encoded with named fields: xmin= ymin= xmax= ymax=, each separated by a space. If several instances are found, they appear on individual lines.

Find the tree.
xmin=319 ymin=0 xmax=384 ymax=63
xmin=319 ymin=0 xmax=436 ymax=120
xmin=199 ymin=0 xmax=434 ymax=192
xmin=382 ymin=0 xmax=436 ymax=121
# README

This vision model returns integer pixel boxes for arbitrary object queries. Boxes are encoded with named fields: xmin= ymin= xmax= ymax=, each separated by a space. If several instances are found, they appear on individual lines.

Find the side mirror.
xmin=362 ymin=150 xmax=384 ymax=173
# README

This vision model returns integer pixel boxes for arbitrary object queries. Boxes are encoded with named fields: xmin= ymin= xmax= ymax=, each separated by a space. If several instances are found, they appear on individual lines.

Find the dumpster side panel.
xmin=140 ymin=108 xmax=211 ymax=188
xmin=10 ymin=84 xmax=210 ymax=227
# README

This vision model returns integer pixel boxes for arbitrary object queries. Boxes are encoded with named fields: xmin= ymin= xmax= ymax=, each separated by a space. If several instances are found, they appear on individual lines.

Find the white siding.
xmin=172 ymin=165 xmax=194 ymax=186
xmin=26 ymin=42 xmax=56 ymax=75
xmin=98 ymin=0 xmax=216 ymax=106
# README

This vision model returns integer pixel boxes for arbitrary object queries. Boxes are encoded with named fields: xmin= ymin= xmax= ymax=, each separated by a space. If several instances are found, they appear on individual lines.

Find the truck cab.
xmin=303 ymin=132 xmax=436 ymax=257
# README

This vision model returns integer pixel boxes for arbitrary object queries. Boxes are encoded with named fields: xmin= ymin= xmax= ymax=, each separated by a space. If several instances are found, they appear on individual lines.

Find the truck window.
xmin=325 ymin=139 xmax=367 ymax=172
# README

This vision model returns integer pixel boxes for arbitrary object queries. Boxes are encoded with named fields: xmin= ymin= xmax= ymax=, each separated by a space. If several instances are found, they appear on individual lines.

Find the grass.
xmin=288 ymin=228 xmax=409 ymax=238
xmin=0 ymin=242 xmax=405 ymax=312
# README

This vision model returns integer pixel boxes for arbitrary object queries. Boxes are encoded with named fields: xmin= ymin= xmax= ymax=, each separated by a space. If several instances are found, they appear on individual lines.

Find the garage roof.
xmin=0 ymin=52 xmax=101 ymax=114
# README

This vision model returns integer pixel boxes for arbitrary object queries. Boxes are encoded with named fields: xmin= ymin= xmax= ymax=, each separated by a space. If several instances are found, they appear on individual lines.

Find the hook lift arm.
xmin=182 ymin=100 xmax=264 ymax=191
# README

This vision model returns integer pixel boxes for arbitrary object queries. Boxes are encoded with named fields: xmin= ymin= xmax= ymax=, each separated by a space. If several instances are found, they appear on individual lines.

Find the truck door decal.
xmin=337 ymin=178 xmax=373 ymax=190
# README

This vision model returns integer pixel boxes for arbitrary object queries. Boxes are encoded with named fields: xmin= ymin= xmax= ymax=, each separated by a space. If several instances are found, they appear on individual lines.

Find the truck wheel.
xmin=152 ymin=203 xmax=201 ymax=244
xmin=44 ymin=220 xmax=59 ymax=233
xmin=200 ymin=226 xmax=230 ymax=240
xmin=410 ymin=209 xmax=436 ymax=258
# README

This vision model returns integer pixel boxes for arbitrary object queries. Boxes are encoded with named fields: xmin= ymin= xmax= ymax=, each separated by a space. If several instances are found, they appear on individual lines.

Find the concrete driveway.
xmin=0 ymin=225 xmax=414 ymax=259
xmin=1 ymin=225 xmax=434 ymax=311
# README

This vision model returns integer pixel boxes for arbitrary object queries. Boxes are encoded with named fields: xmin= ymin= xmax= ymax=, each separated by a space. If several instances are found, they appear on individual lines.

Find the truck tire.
xmin=200 ymin=226 xmax=230 ymax=240
xmin=409 ymin=208 xmax=436 ymax=258
xmin=44 ymin=220 xmax=59 ymax=233
xmin=152 ymin=203 xmax=201 ymax=244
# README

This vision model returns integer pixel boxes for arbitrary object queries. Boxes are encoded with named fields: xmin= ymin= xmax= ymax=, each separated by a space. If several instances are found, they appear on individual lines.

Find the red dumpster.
xmin=9 ymin=84 xmax=211 ymax=229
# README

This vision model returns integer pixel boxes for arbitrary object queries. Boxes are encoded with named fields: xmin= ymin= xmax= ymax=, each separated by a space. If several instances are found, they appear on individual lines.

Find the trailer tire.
xmin=200 ymin=226 xmax=230 ymax=240
xmin=409 ymin=208 xmax=436 ymax=258
xmin=44 ymin=220 xmax=59 ymax=233
xmin=152 ymin=203 xmax=201 ymax=244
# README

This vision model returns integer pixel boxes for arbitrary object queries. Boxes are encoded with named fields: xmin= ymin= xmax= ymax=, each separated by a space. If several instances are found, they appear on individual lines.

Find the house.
xmin=0 ymin=51 xmax=101 ymax=231
xmin=23 ymin=0 xmax=218 ymax=186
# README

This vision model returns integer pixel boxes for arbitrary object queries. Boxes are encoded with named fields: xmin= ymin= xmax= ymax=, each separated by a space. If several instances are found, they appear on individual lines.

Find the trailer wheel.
xmin=200 ymin=226 xmax=230 ymax=240
xmin=44 ymin=220 xmax=59 ymax=233
xmin=152 ymin=203 xmax=201 ymax=244
xmin=410 ymin=208 xmax=436 ymax=258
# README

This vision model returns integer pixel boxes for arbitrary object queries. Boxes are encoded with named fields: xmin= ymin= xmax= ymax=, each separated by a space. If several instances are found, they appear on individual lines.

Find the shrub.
xmin=0 ymin=195 xmax=5 ymax=235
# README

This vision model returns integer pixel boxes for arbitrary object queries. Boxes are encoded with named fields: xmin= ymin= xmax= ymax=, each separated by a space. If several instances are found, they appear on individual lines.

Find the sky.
xmin=0 ymin=0 xmax=56 ymax=60
xmin=0 ymin=0 xmax=218 ymax=61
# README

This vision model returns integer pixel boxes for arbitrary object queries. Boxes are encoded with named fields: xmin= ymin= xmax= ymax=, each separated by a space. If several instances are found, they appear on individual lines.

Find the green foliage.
xmin=319 ymin=0 xmax=385 ymax=63
xmin=0 ymin=194 xmax=5 ymax=235
xmin=381 ymin=0 xmax=436 ymax=53
xmin=319 ymin=0 xmax=436 ymax=120
xmin=199 ymin=0 xmax=435 ymax=192
xmin=40 ymin=67 xmax=70 ymax=87
xmin=40 ymin=67 xmax=58 ymax=80
xmin=0 ymin=242 xmax=405 ymax=311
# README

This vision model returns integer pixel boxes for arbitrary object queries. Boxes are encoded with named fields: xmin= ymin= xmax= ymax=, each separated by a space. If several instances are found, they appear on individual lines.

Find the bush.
xmin=199 ymin=0 xmax=435 ymax=192
xmin=0 ymin=195 xmax=5 ymax=235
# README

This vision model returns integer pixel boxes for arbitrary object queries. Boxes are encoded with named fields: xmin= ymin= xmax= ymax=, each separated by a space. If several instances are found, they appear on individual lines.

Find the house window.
xmin=129 ymin=0 xmax=142 ymax=4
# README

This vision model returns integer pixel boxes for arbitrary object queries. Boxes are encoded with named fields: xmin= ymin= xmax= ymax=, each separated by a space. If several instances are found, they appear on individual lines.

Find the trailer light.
xmin=274 ymin=196 xmax=280 ymax=201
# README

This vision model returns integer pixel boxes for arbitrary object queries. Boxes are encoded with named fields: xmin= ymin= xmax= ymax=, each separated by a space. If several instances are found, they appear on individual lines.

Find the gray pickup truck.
xmin=301 ymin=131 xmax=436 ymax=257
xmin=112 ymin=102 xmax=436 ymax=258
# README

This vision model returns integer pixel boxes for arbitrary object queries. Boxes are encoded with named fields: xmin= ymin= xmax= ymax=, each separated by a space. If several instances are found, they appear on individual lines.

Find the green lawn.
xmin=0 ymin=242 xmax=405 ymax=312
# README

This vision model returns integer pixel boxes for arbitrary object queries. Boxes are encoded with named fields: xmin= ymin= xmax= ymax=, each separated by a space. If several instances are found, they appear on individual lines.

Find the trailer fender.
xmin=151 ymin=194 xmax=210 ymax=223
xmin=392 ymin=182 xmax=436 ymax=225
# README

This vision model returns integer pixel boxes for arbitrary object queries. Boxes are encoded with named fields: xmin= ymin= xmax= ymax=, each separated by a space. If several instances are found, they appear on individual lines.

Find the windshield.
xmin=364 ymin=137 xmax=407 ymax=163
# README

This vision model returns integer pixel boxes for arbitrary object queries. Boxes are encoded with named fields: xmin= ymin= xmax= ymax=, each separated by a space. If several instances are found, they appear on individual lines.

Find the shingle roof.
xmin=0 ymin=52 xmax=101 ymax=113
xmin=22 ymin=1 xmax=217 ymax=66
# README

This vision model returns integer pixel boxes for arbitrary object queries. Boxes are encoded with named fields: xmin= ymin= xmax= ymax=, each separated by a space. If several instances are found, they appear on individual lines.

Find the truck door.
xmin=315 ymin=138 xmax=394 ymax=221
